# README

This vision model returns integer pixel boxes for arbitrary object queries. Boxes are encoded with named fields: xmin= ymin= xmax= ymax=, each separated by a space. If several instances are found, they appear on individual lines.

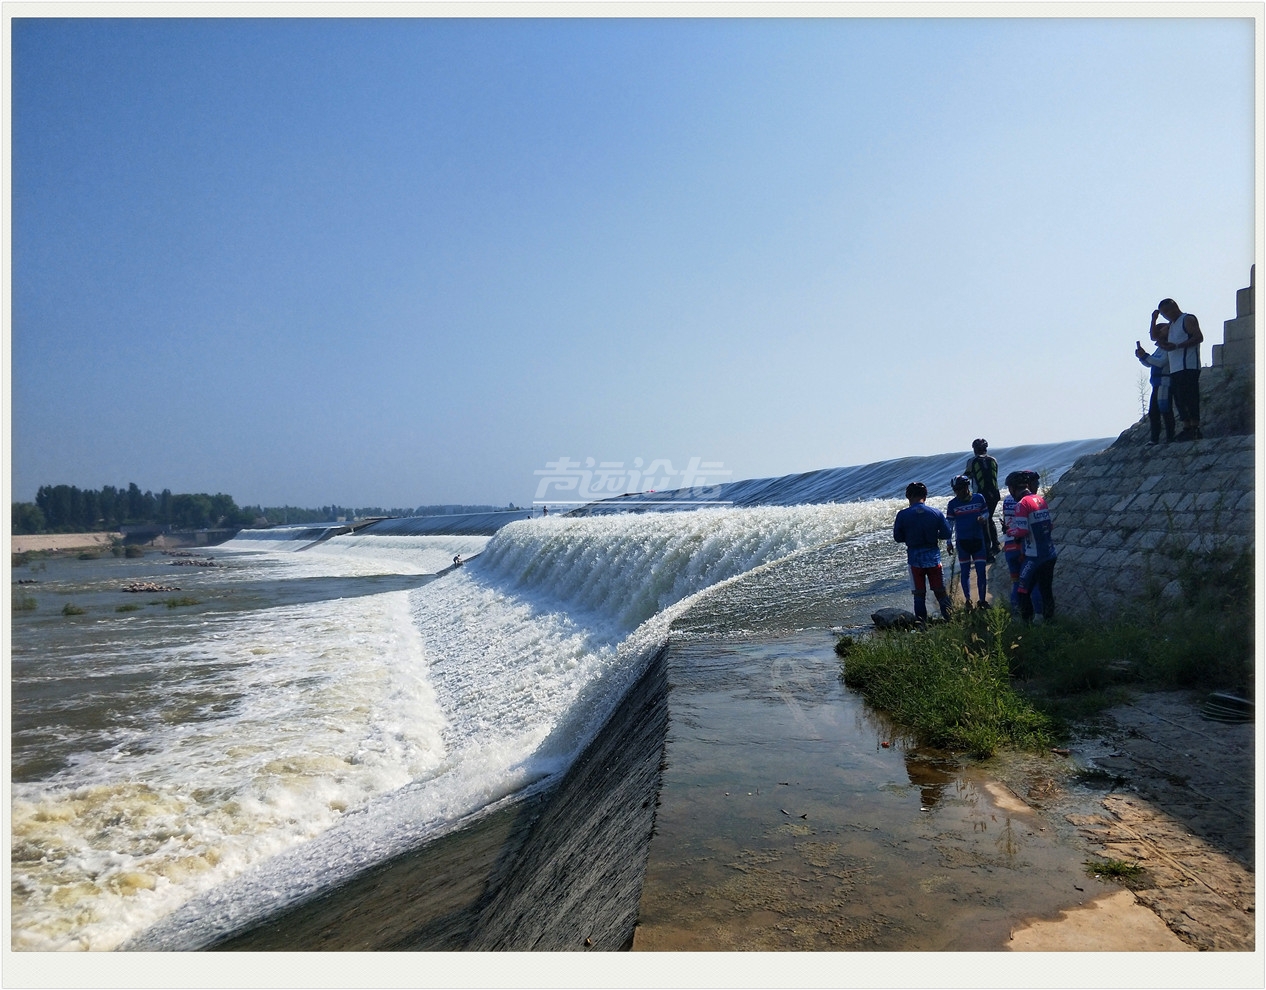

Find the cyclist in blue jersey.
xmin=893 ymin=482 xmax=953 ymax=623
xmin=1005 ymin=470 xmax=1057 ymax=623
xmin=946 ymin=475 xmax=990 ymax=608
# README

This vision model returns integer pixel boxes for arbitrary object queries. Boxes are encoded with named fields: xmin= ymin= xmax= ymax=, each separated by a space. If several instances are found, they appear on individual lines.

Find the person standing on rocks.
xmin=1151 ymin=299 xmax=1203 ymax=440
xmin=965 ymin=439 xmax=1001 ymax=559
xmin=1005 ymin=470 xmax=1057 ymax=623
xmin=1136 ymin=324 xmax=1175 ymax=445
xmin=893 ymin=482 xmax=954 ymax=623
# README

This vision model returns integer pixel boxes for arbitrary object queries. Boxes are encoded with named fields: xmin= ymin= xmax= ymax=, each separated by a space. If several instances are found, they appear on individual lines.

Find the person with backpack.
xmin=965 ymin=439 xmax=1001 ymax=559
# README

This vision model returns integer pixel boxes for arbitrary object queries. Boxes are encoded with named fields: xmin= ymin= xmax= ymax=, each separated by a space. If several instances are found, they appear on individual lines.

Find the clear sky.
xmin=8 ymin=12 xmax=1258 ymax=510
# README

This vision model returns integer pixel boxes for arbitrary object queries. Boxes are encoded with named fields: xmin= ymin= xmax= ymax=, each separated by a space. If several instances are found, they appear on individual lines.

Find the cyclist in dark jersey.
xmin=946 ymin=475 xmax=990 ymax=608
xmin=965 ymin=438 xmax=1001 ymax=559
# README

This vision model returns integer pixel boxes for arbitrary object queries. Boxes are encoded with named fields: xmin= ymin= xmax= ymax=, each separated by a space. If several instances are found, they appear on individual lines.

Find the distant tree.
xmin=170 ymin=493 xmax=215 ymax=529
xmin=12 ymin=502 xmax=44 ymax=535
xmin=126 ymin=483 xmax=146 ymax=522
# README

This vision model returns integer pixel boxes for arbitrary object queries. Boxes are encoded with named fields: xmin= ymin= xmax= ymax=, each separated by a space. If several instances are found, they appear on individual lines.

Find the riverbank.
xmin=630 ymin=630 xmax=1256 ymax=960
xmin=9 ymin=532 xmax=120 ymax=554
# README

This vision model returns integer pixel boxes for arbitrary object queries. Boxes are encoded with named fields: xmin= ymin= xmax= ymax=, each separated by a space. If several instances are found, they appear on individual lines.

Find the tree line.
xmin=11 ymin=483 xmax=520 ymax=535
xmin=12 ymin=484 xmax=256 ymax=535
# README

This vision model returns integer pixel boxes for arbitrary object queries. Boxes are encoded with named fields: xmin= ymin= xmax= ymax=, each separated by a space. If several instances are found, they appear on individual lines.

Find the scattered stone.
xmin=122 ymin=582 xmax=181 ymax=593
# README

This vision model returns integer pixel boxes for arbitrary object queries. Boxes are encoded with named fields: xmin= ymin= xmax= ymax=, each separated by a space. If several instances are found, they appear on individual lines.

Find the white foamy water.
xmin=221 ymin=533 xmax=491 ymax=577
xmin=11 ymin=589 xmax=445 ymax=951
xmin=13 ymin=502 xmax=898 ymax=951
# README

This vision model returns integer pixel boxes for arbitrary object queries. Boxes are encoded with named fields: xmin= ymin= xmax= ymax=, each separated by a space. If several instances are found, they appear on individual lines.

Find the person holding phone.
xmin=1136 ymin=324 xmax=1175 ymax=445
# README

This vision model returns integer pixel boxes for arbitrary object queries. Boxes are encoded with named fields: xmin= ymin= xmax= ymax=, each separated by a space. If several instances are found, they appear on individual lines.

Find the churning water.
xmin=9 ymin=439 xmax=1108 ymax=950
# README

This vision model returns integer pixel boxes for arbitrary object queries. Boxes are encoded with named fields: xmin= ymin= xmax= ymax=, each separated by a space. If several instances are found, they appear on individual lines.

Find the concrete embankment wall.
xmin=1042 ymin=435 xmax=1255 ymax=617
xmin=1009 ymin=268 xmax=1257 ymax=618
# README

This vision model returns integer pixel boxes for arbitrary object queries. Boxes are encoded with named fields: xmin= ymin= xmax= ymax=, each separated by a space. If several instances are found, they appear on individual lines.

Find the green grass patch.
xmin=115 ymin=603 xmax=144 ymax=613
xmin=840 ymin=607 xmax=1055 ymax=757
xmin=61 ymin=602 xmax=86 ymax=616
xmin=157 ymin=596 xmax=200 ymax=608
xmin=13 ymin=592 xmax=38 ymax=612
xmin=1085 ymin=858 xmax=1145 ymax=886
xmin=840 ymin=553 xmax=1253 ymax=758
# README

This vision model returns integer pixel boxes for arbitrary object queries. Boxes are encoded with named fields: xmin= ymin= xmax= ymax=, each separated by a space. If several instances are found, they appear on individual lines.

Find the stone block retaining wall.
xmin=1039 ymin=436 xmax=1254 ymax=617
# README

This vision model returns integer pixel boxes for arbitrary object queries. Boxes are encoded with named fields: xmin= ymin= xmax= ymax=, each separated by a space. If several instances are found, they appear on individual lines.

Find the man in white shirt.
xmin=1150 ymin=298 xmax=1204 ymax=440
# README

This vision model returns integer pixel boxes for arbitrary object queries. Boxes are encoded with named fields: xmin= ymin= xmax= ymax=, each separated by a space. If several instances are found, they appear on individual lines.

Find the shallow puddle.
xmin=634 ymin=630 xmax=1124 ymax=951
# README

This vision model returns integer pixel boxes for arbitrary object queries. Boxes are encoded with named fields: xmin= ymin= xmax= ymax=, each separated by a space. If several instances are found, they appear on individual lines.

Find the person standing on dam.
xmin=1136 ymin=324 xmax=1175 ymax=445
xmin=1151 ymin=299 xmax=1204 ymax=440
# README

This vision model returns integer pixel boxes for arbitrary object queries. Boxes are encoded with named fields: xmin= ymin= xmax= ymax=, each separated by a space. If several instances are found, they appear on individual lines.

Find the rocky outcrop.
xmin=1039 ymin=269 xmax=1256 ymax=618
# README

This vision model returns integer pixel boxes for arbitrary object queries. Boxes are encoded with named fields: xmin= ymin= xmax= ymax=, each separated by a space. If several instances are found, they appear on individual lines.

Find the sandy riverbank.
xmin=10 ymin=532 xmax=121 ymax=554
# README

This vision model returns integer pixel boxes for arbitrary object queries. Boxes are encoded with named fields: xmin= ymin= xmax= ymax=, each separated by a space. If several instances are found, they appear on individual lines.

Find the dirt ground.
xmin=9 ymin=532 xmax=120 ymax=554
xmin=1010 ymin=690 xmax=1256 ymax=952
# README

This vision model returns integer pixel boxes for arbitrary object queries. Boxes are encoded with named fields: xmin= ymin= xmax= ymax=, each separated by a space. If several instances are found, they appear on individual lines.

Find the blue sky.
xmin=8 ymin=14 xmax=1258 ymax=509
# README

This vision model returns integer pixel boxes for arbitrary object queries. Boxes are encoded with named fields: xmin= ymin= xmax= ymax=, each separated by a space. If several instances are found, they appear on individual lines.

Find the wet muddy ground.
xmin=632 ymin=630 xmax=1257 ymax=966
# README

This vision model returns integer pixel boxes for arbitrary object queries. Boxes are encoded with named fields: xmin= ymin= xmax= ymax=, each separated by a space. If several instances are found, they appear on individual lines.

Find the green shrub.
xmin=62 ymin=603 xmax=86 ymax=616
xmin=158 ymin=596 xmax=200 ymax=608
xmin=124 ymin=544 xmax=145 ymax=558
xmin=115 ymin=603 xmax=143 ymax=613
xmin=13 ymin=592 xmax=37 ymax=612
